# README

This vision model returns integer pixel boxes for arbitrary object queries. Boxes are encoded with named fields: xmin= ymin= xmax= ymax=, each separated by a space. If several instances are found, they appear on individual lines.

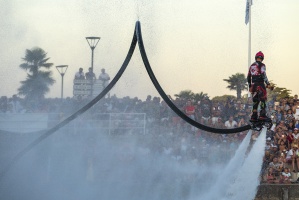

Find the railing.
xmin=73 ymin=79 xmax=105 ymax=97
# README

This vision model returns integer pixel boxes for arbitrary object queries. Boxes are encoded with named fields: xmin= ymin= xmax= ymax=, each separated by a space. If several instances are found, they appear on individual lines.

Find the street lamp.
xmin=86 ymin=36 xmax=100 ymax=97
xmin=56 ymin=65 xmax=68 ymax=99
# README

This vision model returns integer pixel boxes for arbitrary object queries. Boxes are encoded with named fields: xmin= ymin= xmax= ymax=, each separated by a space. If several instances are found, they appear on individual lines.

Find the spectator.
xmin=184 ymin=99 xmax=195 ymax=120
xmin=85 ymin=67 xmax=96 ymax=80
xmin=9 ymin=95 xmax=23 ymax=113
xmin=293 ymin=101 xmax=299 ymax=120
xmin=199 ymin=97 xmax=212 ymax=125
xmin=0 ymin=96 xmax=8 ymax=113
xmin=269 ymin=156 xmax=283 ymax=177
xmin=266 ymin=167 xmax=279 ymax=184
xmin=99 ymin=68 xmax=110 ymax=88
xmin=75 ymin=68 xmax=85 ymax=79
xmin=286 ymin=144 xmax=299 ymax=172
xmin=280 ymin=167 xmax=291 ymax=184
xmin=224 ymin=116 xmax=237 ymax=129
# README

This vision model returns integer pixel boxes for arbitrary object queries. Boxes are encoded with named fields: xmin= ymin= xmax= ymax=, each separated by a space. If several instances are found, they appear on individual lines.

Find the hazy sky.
xmin=0 ymin=0 xmax=298 ymax=100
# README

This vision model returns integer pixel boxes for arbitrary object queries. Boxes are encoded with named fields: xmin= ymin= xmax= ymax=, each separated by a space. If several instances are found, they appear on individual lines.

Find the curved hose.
xmin=135 ymin=21 xmax=251 ymax=134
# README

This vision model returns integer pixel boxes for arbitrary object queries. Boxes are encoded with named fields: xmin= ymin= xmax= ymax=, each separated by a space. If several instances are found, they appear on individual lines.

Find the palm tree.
xmin=18 ymin=47 xmax=55 ymax=103
xmin=174 ymin=90 xmax=194 ymax=100
xmin=223 ymin=73 xmax=247 ymax=99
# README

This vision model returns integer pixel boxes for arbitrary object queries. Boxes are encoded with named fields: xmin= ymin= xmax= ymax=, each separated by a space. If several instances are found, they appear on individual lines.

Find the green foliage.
xmin=212 ymin=95 xmax=236 ymax=103
xmin=18 ymin=47 xmax=55 ymax=102
xmin=174 ymin=90 xmax=209 ymax=102
xmin=223 ymin=73 xmax=247 ymax=99
xmin=268 ymin=82 xmax=292 ymax=101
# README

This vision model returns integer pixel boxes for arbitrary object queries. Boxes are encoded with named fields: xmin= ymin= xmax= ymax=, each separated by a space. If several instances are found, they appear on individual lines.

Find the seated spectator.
xmin=266 ymin=167 xmax=279 ymax=184
xmin=265 ymin=137 xmax=272 ymax=151
xmin=237 ymin=117 xmax=247 ymax=127
xmin=269 ymin=156 xmax=283 ymax=176
xmin=292 ymin=128 xmax=299 ymax=145
xmin=278 ymin=140 xmax=288 ymax=158
xmin=280 ymin=167 xmax=291 ymax=184
xmin=75 ymin=68 xmax=85 ymax=79
xmin=292 ymin=101 xmax=299 ymax=121
xmin=269 ymin=145 xmax=280 ymax=162
xmin=287 ymin=129 xmax=295 ymax=148
xmin=285 ymin=109 xmax=295 ymax=127
xmin=213 ymin=117 xmax=225 ymax=129
xmin=286 ymin=144 xmax=299 ymax=172
xmin=224 ymin=116 xmax=237 ymax=129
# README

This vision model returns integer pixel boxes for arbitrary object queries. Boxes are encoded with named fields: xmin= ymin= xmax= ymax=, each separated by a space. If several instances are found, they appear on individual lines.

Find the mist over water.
xmin=0 ymin=117 xmax=266 ymax=200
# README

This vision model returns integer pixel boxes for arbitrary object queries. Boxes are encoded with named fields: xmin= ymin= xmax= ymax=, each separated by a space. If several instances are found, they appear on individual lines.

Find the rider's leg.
xmin=251 ymin=96 xmax=259 ymax=121
xmin=259 ymin=100 xmax=268 ymax=119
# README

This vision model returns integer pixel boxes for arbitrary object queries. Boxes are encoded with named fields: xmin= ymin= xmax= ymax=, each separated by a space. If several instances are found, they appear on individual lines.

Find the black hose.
xmin=135 ymin=21 xmax=251 ymax=134
xmin=0 ymin=27 xmax=138 ymax=178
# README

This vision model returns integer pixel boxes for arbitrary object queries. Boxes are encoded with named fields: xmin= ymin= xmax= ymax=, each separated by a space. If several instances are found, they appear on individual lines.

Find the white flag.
xmin=245 ymin=0 xmax=253 ymax=25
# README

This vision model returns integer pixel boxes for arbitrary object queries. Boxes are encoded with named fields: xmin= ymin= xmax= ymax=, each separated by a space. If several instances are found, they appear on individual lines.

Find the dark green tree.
xmin=18 ymin=47 xmax=55 ymax=103
xmin=267 ymin=82 xmax=292 ymax=101
xmin=223 ymin=73 xmax=247 ymax=99
xmin=174 ymin=90 xmax=194 ymax=100
xmin=174 ymin=90 xmax=209 ymax=102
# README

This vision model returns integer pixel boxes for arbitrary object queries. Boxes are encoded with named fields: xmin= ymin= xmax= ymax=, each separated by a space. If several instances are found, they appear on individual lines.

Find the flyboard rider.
xmin=247 ymin=51 xmax=274 ymax=121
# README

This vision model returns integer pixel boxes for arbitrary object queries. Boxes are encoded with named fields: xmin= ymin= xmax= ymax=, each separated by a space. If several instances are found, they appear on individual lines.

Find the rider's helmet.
xmin=255 ymin=51 xmax=264 ymax=61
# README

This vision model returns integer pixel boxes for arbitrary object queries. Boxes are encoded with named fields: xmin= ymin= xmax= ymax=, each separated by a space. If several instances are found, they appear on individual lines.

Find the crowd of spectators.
xmin=2 ymin=91 xmax=299 ymax=184
xmin=262 ymin=95 xmax=299 ymax=184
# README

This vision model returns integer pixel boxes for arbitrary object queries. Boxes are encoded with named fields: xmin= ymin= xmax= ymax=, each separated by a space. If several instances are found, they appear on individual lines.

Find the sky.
xmin=0 ymin=0 xmax=299 ymax=100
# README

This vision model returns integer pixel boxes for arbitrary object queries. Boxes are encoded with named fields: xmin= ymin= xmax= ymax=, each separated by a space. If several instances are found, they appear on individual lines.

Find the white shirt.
xmin=99 ymin=73 xmax=110 ymax=87
xmin=225 ymin=120 xmax=237 ymax=128
xmin=286 ymin=149 xmax=299 ymax=159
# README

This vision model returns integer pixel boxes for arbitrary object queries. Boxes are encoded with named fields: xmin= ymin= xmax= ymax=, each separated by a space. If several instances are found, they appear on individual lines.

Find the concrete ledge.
xmin=255 ymin=184 xmax=299 ymax=200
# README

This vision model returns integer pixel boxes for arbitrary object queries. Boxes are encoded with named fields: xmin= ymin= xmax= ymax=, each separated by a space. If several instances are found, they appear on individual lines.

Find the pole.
xmin=91 ymin=48 xmax=94 ymax=97
xmin=247 ymin=2 xmax=252 ymax=98
xmin=248 ymin=4 xmax=252 ymax=68
xmin=61 ymin=74 xmax=64 ymax=99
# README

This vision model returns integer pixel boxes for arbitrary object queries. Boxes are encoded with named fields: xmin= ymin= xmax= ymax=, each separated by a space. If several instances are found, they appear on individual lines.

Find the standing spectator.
xmin=224 ymin=116 xmax=237 ymax=129
xmin=199 ymin=97 xmax=212 ymax=125
xmin=9 ymin=95 xmax=23 ymax=113
xmin=0 ymin=96 xmax=8 ymax=113
xmin=75 ymin=68 xmax=85 ymax=79
xmin=85 ymin=67 xmax=96 ymax=80
xmin=99 ymin=68 xmax=110 ymax=88
xmin=184 ymin=99 xmax=195 ymax=120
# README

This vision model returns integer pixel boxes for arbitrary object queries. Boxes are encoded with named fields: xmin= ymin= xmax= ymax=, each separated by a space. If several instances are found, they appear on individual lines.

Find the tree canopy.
xmin=18 ymin=47 xmax=55 ymax=103
xmin=223 ymin=73 xmax=247 ymax=99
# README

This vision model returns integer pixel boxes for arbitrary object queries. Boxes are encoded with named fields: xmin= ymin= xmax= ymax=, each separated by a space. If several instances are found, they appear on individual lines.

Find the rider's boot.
xmin=259 ymin=109 xmax=270 ymax=121
xmin=250 ymin=111 xmax=258 ymax=121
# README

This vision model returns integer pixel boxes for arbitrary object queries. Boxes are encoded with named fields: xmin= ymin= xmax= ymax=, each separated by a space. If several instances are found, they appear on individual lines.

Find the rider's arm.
xmin=247 ymin=68 xmax=252 ymax=88
xmin=261 ymin=65 xmax=270 ymax=86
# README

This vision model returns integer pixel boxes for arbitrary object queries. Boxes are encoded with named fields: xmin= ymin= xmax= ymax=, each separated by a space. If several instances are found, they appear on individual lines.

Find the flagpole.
xmin=248 ymin=3 xmax=252 ymax=68
xmin=247 ymin=1 xmax=252 ymax=98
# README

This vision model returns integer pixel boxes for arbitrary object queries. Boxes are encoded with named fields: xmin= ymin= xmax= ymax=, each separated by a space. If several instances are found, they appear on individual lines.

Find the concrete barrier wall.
xmin=255 ymin=184 xmax=299 ymax=200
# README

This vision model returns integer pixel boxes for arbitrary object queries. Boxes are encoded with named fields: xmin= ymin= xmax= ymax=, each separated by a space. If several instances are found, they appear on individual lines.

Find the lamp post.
xmin=56 ymin=65 xmax=68 ymax=100
xmin=86 ymin=36 xmax=100 ymax=97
